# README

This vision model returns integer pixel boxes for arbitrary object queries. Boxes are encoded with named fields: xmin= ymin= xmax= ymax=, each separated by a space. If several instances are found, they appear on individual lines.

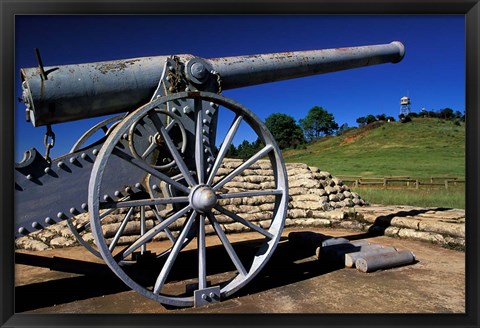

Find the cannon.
xmin=16 ymin=41 xmax=405 ymax=307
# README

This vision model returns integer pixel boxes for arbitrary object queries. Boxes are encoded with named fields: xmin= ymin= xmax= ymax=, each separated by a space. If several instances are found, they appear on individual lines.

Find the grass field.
xmin=350 ymin=186 xmax=465 ymax=209
xmin=283 ymin=118 xmax=465 ymax=209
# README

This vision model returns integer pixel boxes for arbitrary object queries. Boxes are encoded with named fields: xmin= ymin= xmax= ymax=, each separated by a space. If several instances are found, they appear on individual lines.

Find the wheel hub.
xmin=190 ymin=185 xmax=217 ymax=213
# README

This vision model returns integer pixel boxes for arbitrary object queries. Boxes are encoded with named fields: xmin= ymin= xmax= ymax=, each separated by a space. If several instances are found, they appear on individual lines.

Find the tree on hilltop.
xmin=299 ymin=106 xmax=338 ymax=141
xmin=264 ymin=113 xmax=305 ymax=149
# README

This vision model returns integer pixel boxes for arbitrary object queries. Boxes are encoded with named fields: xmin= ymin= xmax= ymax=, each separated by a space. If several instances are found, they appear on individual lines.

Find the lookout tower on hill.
xmin=400 ymin=96 xmax=411 ymax=116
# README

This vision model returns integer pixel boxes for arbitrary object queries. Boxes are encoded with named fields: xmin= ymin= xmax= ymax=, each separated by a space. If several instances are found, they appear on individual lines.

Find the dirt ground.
xmin=14 ymin=227 xmax=465 ymax=314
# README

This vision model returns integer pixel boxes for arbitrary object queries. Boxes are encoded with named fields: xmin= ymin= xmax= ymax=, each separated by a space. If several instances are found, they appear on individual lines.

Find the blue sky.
xmin=15 ymin=15 xmax=465 ymax=160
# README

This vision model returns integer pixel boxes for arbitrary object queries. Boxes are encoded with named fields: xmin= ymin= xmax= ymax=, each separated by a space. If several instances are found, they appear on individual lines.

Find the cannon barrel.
xmin=208 ymin=41 xmax=405 ymax=89
xmin=21 ymin=41 xmax=405 ymax=127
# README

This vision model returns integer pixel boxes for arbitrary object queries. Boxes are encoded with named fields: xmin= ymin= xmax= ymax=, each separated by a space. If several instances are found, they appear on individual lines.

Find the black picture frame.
xmin=1 ymin=1 xmax=479 ymax=327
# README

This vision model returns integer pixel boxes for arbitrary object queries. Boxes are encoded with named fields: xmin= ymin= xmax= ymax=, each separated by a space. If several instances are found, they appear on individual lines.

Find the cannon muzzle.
xmin=21 ymin=41 xmax=405 ymax=126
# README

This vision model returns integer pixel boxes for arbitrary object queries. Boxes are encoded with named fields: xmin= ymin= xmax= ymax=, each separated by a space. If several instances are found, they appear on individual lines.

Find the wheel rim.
xmin=88 ymin=91 xmax=288 ymax=307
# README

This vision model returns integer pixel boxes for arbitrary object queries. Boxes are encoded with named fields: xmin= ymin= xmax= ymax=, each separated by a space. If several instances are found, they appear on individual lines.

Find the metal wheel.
xmin=67 ymin=114 xmax=125 ymax=257
xmin=67 ymin=113 xmax=187 ymax=259
xmin=88 ymin=91 xmax=288 ymax=307
xmin=128 ymin=108 xmax=187 ymax=171
xmin=69 ymin=114 xmax=126 ymax=153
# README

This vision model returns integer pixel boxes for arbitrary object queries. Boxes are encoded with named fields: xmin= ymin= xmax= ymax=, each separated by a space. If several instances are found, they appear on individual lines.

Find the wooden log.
xmin=344 ymin=246 xmax=396 ymax=268
xmin=355 ymin=250 xmax=415 ymax=273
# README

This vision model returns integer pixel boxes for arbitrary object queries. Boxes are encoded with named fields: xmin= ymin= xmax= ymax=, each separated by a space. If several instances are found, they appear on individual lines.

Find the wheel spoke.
xmin=214 ymin=205 xmax=273 ymax=239
xmin=141 ymin=141 xmax=157 ymax=159
xmin=217 ymin=189 xmax=283 ymax=199
xmin=149 ymin=205 xmax=176 ymax=244
xmin=100 ymin=196 xmax=189 ymax=209
xmin=148 ymin=111 xmax=196 ymax=187
xmin=112 ymin=147 xmax=190 ymax=194
xmin=197 ymin=214 xmax=207 ymax=290
xmin=153 ymin=211 xmax=197 ymax=294
xmin=109 ymin=206 xmax=135 ymax=251
xmin=120 ymin=205 xmax=192 ymax=259
xmin=165 ymin=119 xmax=176 ymax=132
xmin=77 ymin=198 xmax=130 ymax=233
xmin=213 ymin=144 xmax=273 ymax=192
xmin=207 ymin=212 xmax=247 ymax=277
xmin=140 ymin=206 xmax=147 ymax=254
xmin=195 ymin=102 xmax=205 ymax=184
xmin=206 ymin=115 xmax=243 ymax=186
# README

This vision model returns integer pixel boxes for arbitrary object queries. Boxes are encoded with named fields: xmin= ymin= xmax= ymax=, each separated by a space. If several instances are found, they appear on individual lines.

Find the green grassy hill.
xmin=283 ymin=118 xmax=465 ymax=179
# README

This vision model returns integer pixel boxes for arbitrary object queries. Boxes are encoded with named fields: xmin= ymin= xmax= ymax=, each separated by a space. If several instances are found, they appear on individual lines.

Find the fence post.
xmin=445 ymin=180 xmax=449 ymax=190
xmin=415 ymin=180 xmax=419 ymax=189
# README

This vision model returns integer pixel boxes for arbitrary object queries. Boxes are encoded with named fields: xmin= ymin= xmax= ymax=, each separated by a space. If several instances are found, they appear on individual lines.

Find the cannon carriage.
xmin=15 ymin=41 xmax=405 ymax=307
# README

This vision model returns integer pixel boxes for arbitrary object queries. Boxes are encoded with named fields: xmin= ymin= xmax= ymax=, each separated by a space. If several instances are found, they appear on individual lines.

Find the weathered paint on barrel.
xmin=21 ymin=42 xmax=405 ymax=126
xmin=209 ymin=41 xmax=405 ymax=89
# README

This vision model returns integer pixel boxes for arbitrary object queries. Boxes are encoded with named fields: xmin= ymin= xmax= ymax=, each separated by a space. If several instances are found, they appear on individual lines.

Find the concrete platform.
xmin=14 ymin=227 xmax=464 ymax=314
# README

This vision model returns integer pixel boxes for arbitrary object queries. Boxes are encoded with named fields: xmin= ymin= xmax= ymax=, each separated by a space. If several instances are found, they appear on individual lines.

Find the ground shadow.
xmin=15 ymin=235 xmax=342 ymax=312
xmin=16 ymin=207 xmax=444 ymax=312
xmin=362 ymin=207 xmax=453 ymax=237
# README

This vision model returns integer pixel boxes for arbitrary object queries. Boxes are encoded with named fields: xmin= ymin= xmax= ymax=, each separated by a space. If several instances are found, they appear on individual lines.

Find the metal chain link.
xmin=43 ymin=124 xmax=55 ymax=163
xmin=211 ymin=70 xmax=222 ymax=94
xmin=167 ymin=56 xmax=182 ymax=93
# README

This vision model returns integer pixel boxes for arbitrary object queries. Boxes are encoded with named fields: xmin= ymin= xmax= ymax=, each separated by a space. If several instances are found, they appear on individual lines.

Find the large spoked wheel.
xmin=67 ymin=114 xmax=187 ymax=260
xmin=88 ymin=91 xmax=288 ymax=307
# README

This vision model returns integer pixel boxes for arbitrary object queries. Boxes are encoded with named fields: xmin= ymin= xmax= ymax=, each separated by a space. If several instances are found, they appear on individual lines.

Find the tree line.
xmin=225 ymin=106 xmax=464 ymax=159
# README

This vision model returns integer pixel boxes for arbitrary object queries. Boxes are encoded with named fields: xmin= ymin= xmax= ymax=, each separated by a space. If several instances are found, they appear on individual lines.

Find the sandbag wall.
xmin=15 ymin=160 xmax=366 ymax=250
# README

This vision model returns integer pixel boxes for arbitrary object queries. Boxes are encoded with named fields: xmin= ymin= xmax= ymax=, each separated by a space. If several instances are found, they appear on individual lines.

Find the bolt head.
xmin=191 ymin=62 xmax=207 ymax=80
